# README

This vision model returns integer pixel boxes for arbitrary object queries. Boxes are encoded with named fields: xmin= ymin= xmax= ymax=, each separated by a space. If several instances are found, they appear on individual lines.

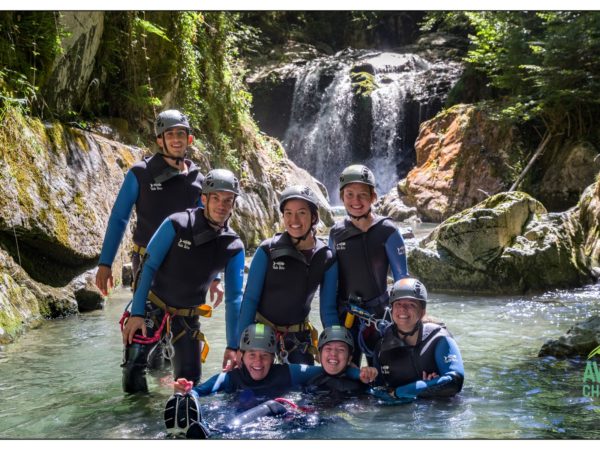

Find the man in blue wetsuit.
xmin=121 ymin=169 xmax=245 ymax=394
xmin=329 ymin=164 xmax=409 ymax=366
xmin=166 ymin=323 xmax=377 ymax=437
xmin=372 ymin=277 xmax=464 ymax=399
xmin=238 ymin=185 xmax=339 ymax=365
xmin=95 ymin=109 xmax=221 ymax=303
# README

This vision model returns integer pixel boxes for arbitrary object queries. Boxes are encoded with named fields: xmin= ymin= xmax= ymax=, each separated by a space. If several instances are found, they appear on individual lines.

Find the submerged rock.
xmin=539 ymin=316 xmax=600 ymax=358
xmin=408 ymin=190 xmax=595 ymax=294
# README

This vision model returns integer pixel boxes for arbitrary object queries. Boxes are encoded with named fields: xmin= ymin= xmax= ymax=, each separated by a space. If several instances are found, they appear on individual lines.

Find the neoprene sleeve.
xmin=98 ymin=171 xmax=139 ymax=266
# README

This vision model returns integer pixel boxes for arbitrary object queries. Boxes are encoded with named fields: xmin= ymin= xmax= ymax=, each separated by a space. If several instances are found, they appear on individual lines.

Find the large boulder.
xmin=0 ymin=248 xmax=77 ymax=345
xmin=402 ymin=104 xmax=521 ymax=222
xmin=409 ymin=190 xmax=594 ymax=294
xmin=539 ymin=316 xmax=600 ymax=358
xmin=0 ymin=109 xmax=142 ymax=288
xmin=374 ymin=183 xmax=419 ymax=222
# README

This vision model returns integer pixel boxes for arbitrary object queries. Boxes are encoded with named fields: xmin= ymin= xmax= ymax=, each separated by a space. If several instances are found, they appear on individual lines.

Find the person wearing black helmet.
xmin=121 ymin=168 xmax=245 ymax=394
xmin=167 ymin=324 xmax=376 ymax=437
xmin=96 ymin=109 xmax=223 ymax=302
xmin=237 ymin=185 xmax=339 ymax=365
xmin=329 ymin=164 xmax=409 ymax=366
xmin=372 ymin=277 xmax=464 ymax=399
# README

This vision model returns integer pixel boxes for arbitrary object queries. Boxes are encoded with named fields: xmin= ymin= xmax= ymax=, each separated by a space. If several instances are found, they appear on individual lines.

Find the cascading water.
xmin=283 ymin=57 xmax=356 ymax=200
xmin=280 ymin=49 xmax=462 ymax=203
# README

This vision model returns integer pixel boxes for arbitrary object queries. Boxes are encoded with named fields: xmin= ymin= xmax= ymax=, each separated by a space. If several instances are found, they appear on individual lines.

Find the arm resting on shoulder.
xmin=224 ymin=249 xmax=245 ymax=349
xmin=237 ymin=247 xmax=268 ymax=338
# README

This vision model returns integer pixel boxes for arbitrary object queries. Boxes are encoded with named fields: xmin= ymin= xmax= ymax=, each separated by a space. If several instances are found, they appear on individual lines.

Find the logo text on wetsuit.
xmin=444 ymin=354 xmax=458 ymax=364
xmin=150 ymin=183 xmax=163 ymax=191
xmin=178 ymin=239 xmax=191 ymax=250
xmin=397 ymin=246 xmax=405 ymax=255
xmin=273 ymin=261 xmax=285 ymax=270
xmin=381 ymin=364 xmax=390 ymax=375
xmin=336 ymin=242 xmax=346 ymax=251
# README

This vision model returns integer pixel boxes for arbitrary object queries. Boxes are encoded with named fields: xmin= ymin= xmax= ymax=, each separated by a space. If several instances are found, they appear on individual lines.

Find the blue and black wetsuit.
xmin=193 ymin=363 xmax=363 ymax=400
xmin=372 ymin=322 xmax=464 ymax=398
xmin=122 ymin=207 xmax=244 ymax=393
xmin=328 ymin=216 xmax=408 ymax=365
xmin=98 ymin=154 xmax=203 ymax=276
xmin=303 ymin=370 xmax=367 ymax=399
xmin=238 ymin=232 xmax=339 ymax=365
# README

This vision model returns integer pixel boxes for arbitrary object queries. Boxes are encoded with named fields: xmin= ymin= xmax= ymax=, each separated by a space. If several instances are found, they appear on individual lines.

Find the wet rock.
xmin=403 ymin=104 xmax=520 ymax=222
xmin=408 ymin=190 xmax=594 ymax=294
xmin=539 ymin=316 xmax=600 ymax=358
xmin=68 ymin=269 xmax=105 ymax=312
xmin=375 ymin=184 xmax=419 ymax=222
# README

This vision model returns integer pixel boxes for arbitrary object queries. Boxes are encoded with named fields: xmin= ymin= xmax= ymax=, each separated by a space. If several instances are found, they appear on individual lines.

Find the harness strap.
xmin=169 ymin=321 xmax=210 ymax=363
xmin=148 ymin=291 xmax=213 ymax=317
xmin=255 ymin=312 xmax=311 ymax=333
xmin=119 ymin=309 xmax=171 ymax=345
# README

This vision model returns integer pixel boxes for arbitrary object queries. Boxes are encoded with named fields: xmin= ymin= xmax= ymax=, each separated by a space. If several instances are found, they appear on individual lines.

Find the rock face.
xmin=402 ymin=104 xmax=521 ymax=222
xmin=408 ymin=190 xmax=595 ymax=294
xmin=535 ymin=140 xmax=600 ymax=212
xmin=374 ymin=184 xmax=419 ymax=222
xmin=539 ymin=316 xmax=600 ymax=358
xmin=45 ymin=12 xmax=105 ymax=115
xmin=0 ymin=248 xmax=77 ymax=345
xmin=0 ymin=111 xmax=333 ymax=344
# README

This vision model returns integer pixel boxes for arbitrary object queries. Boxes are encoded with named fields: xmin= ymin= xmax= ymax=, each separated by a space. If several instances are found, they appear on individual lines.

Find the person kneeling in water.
xmin=305 ymin=325 xmax=377 ymax=397
xmin=372 ymin=277 xmax=464 ymax=401
xmin=165 ymin=323 xmax=375 ymax=437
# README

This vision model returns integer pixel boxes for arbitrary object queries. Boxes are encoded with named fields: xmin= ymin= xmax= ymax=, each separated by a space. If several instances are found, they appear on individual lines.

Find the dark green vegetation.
xmin=426 ymin=11 xmax=600 ymax=145
xmin=1 ymin=11 xmax=257 ymax=171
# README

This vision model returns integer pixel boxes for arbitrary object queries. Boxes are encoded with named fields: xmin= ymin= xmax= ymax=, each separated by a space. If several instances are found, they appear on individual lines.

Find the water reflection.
xmin=0 ymin=279 xmax=598 ymax=438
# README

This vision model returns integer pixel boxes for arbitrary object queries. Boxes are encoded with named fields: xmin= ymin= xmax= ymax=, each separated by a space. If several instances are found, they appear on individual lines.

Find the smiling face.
xmin=341 ymin=183 xmax=376 ymax=218
xmin=156 ymin=126 xmax=192 ymax=158
xmin=202 ymin=191 xmax=236 ymax=226
xmin=282 ymin=199 xmax=313 ymax=239
xmin=320 ymin=341 xmax=352 ymax=376
xmin=391 ymin=299 xmax=425 ymax=333
xmin=242 ymin=349 xmax=274 ymax=381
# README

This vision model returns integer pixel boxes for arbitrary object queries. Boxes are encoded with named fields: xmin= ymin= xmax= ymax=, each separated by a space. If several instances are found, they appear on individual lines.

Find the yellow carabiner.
xmin=344 ymin=312 xmax=355 ymax=329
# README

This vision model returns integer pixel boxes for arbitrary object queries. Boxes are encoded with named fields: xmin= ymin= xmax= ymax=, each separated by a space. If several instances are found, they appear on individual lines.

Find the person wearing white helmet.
xmin=121 ymin=169 xmax=245 ymax=394
xmin=372 ymin=277 xmax=464 ymax=399
xmin=238 ymin=185 xmax=339 ymax=365
xmin=329 ymin=164 xmax=409 ymax=366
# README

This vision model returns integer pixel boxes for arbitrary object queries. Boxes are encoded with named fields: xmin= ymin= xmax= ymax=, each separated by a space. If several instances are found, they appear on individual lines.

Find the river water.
xmin=1 ymin=226 xmax=600 ymax=439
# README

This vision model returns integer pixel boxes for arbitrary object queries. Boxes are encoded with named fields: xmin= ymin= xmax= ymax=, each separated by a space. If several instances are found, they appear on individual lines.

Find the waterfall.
xmin=283 ymin=57 xmax=355 ymax=200
xmin=278 ymin=49 xmax=462 ymax=203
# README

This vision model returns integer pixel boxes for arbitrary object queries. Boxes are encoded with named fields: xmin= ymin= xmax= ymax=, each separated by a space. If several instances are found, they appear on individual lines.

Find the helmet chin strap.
xmin=396 ymin=321 xmax=422 ymax=339
xmin=290 ymin=227 xmax=315 ymax=246
xmin=347 ymin=207 xmax=372 ymax=221
xmin=159 ymin=133 xmax=187 ymax=166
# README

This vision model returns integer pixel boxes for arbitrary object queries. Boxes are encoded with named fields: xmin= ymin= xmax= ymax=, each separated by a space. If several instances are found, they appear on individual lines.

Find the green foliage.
xmin=462 ymin=11 xmax=600 ymax=137
xmin=0 ymin=12 xmax=65 ymax=116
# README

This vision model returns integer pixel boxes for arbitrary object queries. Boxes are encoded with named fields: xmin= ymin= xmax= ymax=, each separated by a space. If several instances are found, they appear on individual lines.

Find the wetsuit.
xmin=193 ymin=363 xmax=363 ymax=399
xmin=328 ymin=216 xmax=408 ymax=365
xmin=238 ymin=232 xmax=339 ymax=365
xmin=304 ymin=370 xmax=367 ymax=398
xmin=98 ymin=154 xmax=203 ymax=277
xmin=122 ymin=207 xmax=244 ymax=393
xmin=372 ymin=322 xmax=464 ymax=398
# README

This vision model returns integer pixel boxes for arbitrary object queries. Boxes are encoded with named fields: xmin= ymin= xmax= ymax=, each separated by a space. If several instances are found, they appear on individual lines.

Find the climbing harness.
xmin=344 ymin=302 xmax=392 ymax=358
xmin=119 ymin=291 xmax=213 ymax=363
xmin=255 ymin=313 xmax=319 ymax=364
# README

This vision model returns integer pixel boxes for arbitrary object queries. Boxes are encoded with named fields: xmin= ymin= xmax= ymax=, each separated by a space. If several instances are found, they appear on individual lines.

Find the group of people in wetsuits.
xmin=96 ymin=109 xmax=465 ymax=438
